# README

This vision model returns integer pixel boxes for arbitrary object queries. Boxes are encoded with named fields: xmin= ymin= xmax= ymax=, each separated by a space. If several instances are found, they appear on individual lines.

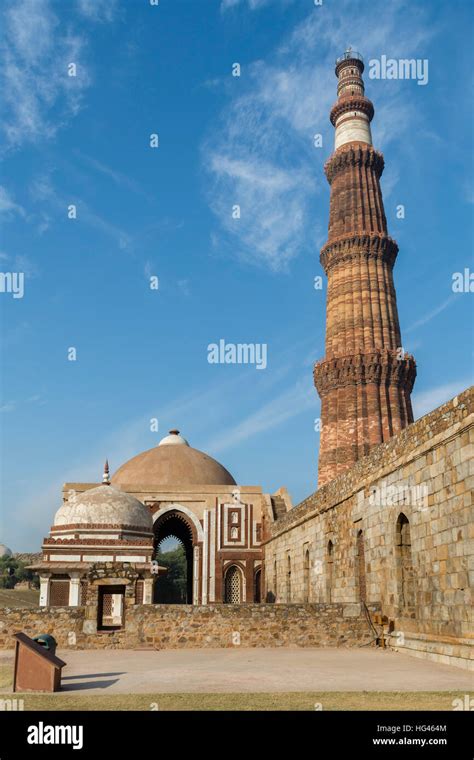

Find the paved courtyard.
xmin=1 ymin=648 xmax=472 ymax=694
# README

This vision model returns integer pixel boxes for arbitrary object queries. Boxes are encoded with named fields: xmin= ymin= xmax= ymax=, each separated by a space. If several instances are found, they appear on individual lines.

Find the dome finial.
xmin=102 ymin=458 xmax=110 ymax=485
xmin=158 ymin=430 xmax=189 ymax=447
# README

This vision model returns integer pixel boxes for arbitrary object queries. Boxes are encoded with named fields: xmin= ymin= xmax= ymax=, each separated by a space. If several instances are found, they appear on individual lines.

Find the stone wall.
xmin=265 ymin=388 xmax=474 ymax=669
xmin=0 ymin=602 xmax=378 ymax=650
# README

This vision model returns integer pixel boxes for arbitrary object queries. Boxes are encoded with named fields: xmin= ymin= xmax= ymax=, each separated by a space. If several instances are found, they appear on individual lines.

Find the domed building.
xmin=0 ymin=544 xmax=12 ymax=558
xmin=29 ymin=483 xmax=163 ymax=629
xmin=112 ymin=429 xmax=237 ymax=489
xmin=31 ymin=430 xmax=291 ymax=625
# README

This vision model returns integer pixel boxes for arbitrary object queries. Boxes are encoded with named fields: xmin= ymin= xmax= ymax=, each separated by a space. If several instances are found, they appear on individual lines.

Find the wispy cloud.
xmin=206 ymin=153 xmax=314 ymax=271
xmin=29 ymin=172 xmax=132 ymax=250
xmin=405 ymin=294 xmax=457 ymax=333
xmin=0 ymin=0 xmax=89 ymax=152
xmin=74 ymin=151 xmax=148 ymax=198
xmin=80 ymin=204 xmax=131 ymax=250
xmin=0 ymin=185 xmax=25 ymax=218
xmin=221 ymin=0 xmax=273 ymax=11
xmin=380 ymin=165 xmax=400 ymax=202
xmin=205 ymin=0 xmax=436 ymax=272
xmin=77 ymin=0 xmax=119 ymax=23
xmin=412 ymin=379 xmax=472 ymax=419
xmin=0 ymin=395 xmax=43 ymax=414
xmin=0 ymin=248 xmax=38 ymax=279
xmin=205 ymin=376 xmax=316 ymax=454
xmin=0 ymin=401 xmax=16 ymax=413
xmin=371 ymin=95 xmax=417 ymax=151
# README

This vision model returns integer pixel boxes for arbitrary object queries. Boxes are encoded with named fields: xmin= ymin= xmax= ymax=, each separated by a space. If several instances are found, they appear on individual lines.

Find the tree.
xmin=154 ymin=544 xmax=187 ymax=603
xmin=0 ymin=556 xmax=39 ymax=589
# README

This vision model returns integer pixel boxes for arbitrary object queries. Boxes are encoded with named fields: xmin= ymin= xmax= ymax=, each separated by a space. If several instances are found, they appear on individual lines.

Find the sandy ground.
xmin=1 ymin=647 xmax=472 ymax=694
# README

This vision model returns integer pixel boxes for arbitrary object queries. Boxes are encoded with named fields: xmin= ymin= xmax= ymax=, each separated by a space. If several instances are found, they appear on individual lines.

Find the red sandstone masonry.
xmin=315 ymin=58 xmax=416 ymax=486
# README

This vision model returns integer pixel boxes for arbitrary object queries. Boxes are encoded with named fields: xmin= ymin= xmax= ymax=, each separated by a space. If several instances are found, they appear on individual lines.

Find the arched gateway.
xmin=153 ymin=509 xmax=199 ymax=604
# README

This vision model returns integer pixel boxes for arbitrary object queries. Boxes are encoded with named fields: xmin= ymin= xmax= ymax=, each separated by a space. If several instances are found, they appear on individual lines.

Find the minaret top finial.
xmin=102 ymin=458 xmax=110 ymax=485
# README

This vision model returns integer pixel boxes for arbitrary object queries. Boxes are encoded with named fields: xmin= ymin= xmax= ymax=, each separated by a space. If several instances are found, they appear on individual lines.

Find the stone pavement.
xmin=1 ymin=647 xmax=472 ymax=694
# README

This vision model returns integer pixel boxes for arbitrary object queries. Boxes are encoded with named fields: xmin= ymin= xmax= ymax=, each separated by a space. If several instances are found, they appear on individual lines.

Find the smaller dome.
xmin=158 ymin=429 xmax=189 ymax=447
xmin=0 ymin=544 xmax=12 ymax=558
xmin=53 ymin=485 xmax=152 ymax=530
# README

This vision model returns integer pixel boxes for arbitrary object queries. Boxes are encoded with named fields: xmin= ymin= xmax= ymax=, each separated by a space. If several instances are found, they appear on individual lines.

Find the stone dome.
xmin=112 ymin=430 xmax=236 ymax=487
xmin=53 ymin=485 xmax=153 ymax=529
xmin=0 ymin=544 xmax=12 ymax=558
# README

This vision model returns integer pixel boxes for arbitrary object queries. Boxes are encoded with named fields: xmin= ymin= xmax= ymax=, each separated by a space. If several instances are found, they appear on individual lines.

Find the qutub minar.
xmin=314 ymin=50 xmax=416 ymax=486
xmin=4 ymin=51 xmax=470 ymax=671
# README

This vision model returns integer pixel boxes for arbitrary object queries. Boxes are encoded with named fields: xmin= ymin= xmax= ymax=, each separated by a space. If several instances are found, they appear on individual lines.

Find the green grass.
xmin=0 ymin=688 xmax=463 ymax=711
xmin=0 ymin=664 xmax=12 ymax=690
xmin=0 ymin=588 xmax=39 ymax=608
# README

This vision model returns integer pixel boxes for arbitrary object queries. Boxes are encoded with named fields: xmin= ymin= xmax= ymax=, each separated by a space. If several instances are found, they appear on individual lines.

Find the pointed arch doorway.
xmin=153 ymin=509 xmax=197 ymax=604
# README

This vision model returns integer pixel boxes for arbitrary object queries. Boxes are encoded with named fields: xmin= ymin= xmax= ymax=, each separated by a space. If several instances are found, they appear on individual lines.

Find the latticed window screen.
xmin=49 ymin=580 xmax=70 ymax=607
xmin=102 ymin=593 xmax=113 ymax=617
xmin=80 ymin=582 xmax=88 ymax=606
xmin=225 ymin=566 xmax=242 ymax=604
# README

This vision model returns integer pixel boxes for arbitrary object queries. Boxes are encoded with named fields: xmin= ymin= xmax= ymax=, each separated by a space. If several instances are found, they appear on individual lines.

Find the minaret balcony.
xmin=330 ymin=95 xmax=374 ymax=127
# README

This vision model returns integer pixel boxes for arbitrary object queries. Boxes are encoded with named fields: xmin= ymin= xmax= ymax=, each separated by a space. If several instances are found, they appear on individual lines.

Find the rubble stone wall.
xmin=0 ymin=602 xmax=378 ymax=650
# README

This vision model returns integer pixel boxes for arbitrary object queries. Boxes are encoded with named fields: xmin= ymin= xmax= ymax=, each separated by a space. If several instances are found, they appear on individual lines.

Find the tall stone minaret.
xmin=314 ymin=50 xmax=416 ymax=487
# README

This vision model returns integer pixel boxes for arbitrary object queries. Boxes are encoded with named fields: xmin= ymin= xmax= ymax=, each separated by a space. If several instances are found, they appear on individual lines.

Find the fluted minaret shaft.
xmin=314 ymin=51 xmax=416 ymax=487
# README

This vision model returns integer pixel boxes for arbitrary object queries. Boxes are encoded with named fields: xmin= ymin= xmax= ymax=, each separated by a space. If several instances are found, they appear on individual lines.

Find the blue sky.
xmin=0 ymin=0 xmax=473 ymax=551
